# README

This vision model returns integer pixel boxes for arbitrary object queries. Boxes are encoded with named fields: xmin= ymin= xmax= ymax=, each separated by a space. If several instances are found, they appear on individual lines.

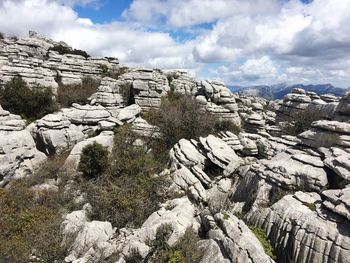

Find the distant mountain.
xmin=230 ymin=83 xmax=349 ymax=99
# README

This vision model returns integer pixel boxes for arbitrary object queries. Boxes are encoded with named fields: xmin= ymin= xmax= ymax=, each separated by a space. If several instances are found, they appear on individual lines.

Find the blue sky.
xmin=1 ymin=0 xmax=350 ymax=88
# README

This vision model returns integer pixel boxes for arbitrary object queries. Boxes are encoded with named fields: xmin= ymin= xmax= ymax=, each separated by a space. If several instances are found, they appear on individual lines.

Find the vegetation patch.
xmin=143 ymin=92 xmax=240 ymax=150
xmin=0 ymin=77 xmax=58 ymax=121
xmin=49 ymin=44 xmax=90 ymax=58
xmin=57 ymin=77 xmax=100 ymax=107
xmin=248 ymin=226 xmax=276 ymax=260
xmin=83 ymin=125 xmax=168 ymax=228
xmin=0 ymin=179 xmax=68 ymax=262
xmin=279 ymin=108 xmax=323 ymax=135
xmin=147 ymin=226 xmax=202 ymax=263
xmin=78 ymin=142 xmax=110 ymax=180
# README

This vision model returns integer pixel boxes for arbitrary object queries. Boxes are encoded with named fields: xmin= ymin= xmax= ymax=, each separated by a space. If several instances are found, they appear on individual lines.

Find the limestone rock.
xmin=299 ymin=120 xmax=350 ymax=149
xmin=63 ymin=104 xmax=111 ymax=125
xmin=0 ymin=106 xmax=46 ymax=186
xmin=323 ymin=147 xmax=350 ymax=186
xmin=200 ymin=135 xmax=240 ymax=176
xmin=30 ymin=113 xmax=85 ymax=155
xmin=62 ymin=209 xmax=117 ymax=263
xmin=322 ymin=187 xmax=350 ymax=221
xmin=246 ymin=192 xmax=350 ymax=263
xmin=117 ymin=104 xmax=141 ymax=122
xmin=204 ymin=212 xmax=275 ymax=263
xmin=89 ymin=77 xmax=126 ymax=107
xmin=116 ymin=196 xmax=199 ymax=261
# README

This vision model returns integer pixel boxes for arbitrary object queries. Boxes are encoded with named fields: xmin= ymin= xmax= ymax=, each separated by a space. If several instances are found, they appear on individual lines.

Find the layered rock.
xmin=62 ymin=207 xmax=117 ymax=263
xmin=28 ymin=113 xmax=85 ymax=155
xmin=119 ymin=69 xmax=170 ymax=110
xmin=246 ymin=191 xmax=350 ymax=263
xmin=0 ymin=106 xmax=46 ymax=186
xmin=201 ymin=212 xmax=275 ymax=263
xmin=322 ymin=147 xmax=350 ymax=187
xmin=244 ymin=113 xmax=266 ymax=134
xmin=115 ymin=196 xmax=199 ymax=261
xmin=168 ymin=135 xmax=241 ymax=202
xmin=167 ymin=71 xmax=199 ymax=95
xmin=0 ymin=32 xmax=119 ymax=92
xmin=322 ymin=187 xmax=350 ymax=221
xmin=88 ymin=77 xmax=126 ymax=107
xmin=276 ymin=88 xmax=312 ymax=121
xmin=299 ymin=120 xmax=350 ymax=150
xmin=62 ymin=104 xmax=111 ymax=125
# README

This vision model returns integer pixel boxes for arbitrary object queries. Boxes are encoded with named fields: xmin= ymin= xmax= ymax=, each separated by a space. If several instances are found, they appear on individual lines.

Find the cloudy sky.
xmin=0 ymin=0 xmax=349 ymax=88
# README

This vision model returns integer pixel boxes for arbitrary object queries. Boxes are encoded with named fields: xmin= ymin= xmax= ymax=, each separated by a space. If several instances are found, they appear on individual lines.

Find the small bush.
xmin=0 ymin=77 xmax=58 ymax=121
xmin=144 ymin=92 xmax=241 ymax=151
xmin=280 ymin=108 xmax=323 ymax=135
xmin=249 ymin=226 xmax=276 ymax=260
xmin=57 ymin=77 xmax=100 ymax=107
xmin=124 ymin=248 xmax=143 ymax=263
xmin=144 ymin=93 xmax=217 ymax=150
xmin=107 ymin=66 xmax=129 ymax=79
xmin=100 ymin=64 xmax=109 ymax=76
xmin=83 ymin=126 xmax=168 ymax=228
xmin=148 ymin=226 xmax=202 ymax=263
xmin=214 ymin=119 xmax=240 ymax=134
xmin=49 ymin=44 xmax=90 ymax=58
xmin=78 ymin=142 xmax=109 ymax=180
xmin=306 ymin=202 xmax=316 ymax=211
xmin=119 ymin=82 xmax=133 ymax=105
xmin=27 ymin=151 xmax=70 ymax=186
xmin=0 ymin=32 xmax=4 ymax=39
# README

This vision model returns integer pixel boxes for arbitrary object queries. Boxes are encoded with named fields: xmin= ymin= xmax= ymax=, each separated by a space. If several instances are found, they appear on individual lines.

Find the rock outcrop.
xmin=0 ymin=32 xmax=119 ymax=92
xmin=0 ymin=105 xmax=46 ymax=186
xmin=246 ymin=191 xmax=350 ymax=263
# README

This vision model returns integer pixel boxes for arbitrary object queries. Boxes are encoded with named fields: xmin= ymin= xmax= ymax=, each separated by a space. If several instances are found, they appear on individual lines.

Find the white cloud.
xmin=123 ymin=0 xmax=282 ymax=28
xmin=215 ymin=56 xmax=281 ymax=85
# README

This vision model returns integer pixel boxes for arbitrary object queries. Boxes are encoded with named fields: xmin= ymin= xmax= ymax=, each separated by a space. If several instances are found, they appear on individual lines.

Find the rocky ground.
xmin=1 ymin=33 xmax=350 ymax=263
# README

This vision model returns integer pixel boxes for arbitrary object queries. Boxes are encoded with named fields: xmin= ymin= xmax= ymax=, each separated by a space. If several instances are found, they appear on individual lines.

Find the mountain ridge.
xmin=230 ymin=83 xmax=349 ymax=99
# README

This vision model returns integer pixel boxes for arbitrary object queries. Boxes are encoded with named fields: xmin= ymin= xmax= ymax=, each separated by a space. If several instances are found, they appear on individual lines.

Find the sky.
xmin=0 ymin=0 xmax=350 ymax=88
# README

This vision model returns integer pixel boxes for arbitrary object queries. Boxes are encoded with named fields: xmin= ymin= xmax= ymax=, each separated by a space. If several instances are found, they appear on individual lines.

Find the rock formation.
xmin=1 ymin=33 xmax=350 ymax=263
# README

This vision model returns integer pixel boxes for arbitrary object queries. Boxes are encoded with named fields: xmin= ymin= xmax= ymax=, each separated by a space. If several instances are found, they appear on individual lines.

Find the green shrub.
xmin=57 ymin=77 xmax=100 ymax=107
xmin=280 ymin=108 xmax=323 ymax=135
xmin=0 ymin=32 xmax=4 ymax=39
xmin=100 ymin=64 xmax=109 ymax=76
xmin=148 ymin=226 xmax=202 ymax=263
xmin=0 ymin=180 xmax=66 ymax=262
xmin=0 ymin=77 xmax=58 ymax=121
xmin=124 ymin=248 xmax=143 ymax=263
xmin=78 ymin=142 xmax=109 ymax=180
xmin=49 ymin=44 xmax=90 ymax=58
xmin=249 ymin=226 xmax=276 ymax=260
xmin=214 ymin=119 xmax=240 ymax=134
xmin=143 ymin=93 xmax=218 ymax=150
xmin=306 ymin=202 xmax=316 ymax=211
xmin=83 ymin=126 xmax=168 ymax=228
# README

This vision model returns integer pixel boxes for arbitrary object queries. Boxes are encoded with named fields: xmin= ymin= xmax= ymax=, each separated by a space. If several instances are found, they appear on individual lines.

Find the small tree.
xmin=0 ymin=77 xmax=58 ymax=121
xmin=78 ymin=142 xmax=109 ymax=179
